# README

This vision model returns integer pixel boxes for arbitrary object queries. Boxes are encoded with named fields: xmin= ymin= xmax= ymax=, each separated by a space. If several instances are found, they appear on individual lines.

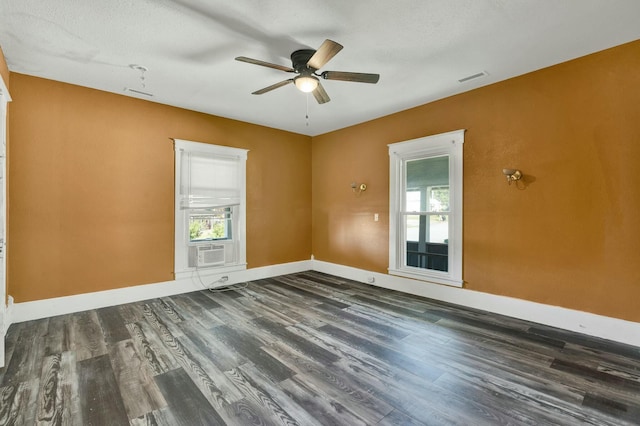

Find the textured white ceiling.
xmin=1 ymin=0 xmax=639 ymax=136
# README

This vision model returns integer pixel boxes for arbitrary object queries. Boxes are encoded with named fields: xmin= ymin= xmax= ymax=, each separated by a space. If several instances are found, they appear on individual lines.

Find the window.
xmin=174 ymin=139 xmax=248 ymax=275
xmin=189 ymin=208 xmax=232 ymax=242
xmin=388 ymin=130 xmax=464 ymax=287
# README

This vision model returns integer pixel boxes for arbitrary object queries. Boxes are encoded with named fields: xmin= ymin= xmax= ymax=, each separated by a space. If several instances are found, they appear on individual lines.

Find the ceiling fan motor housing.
xmin=291 ymin=49 xmax=317 ymax=74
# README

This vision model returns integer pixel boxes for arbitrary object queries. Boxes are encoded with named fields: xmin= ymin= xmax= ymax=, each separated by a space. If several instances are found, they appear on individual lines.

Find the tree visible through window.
xmin=189 ymin=208 xmax=231 ymax=242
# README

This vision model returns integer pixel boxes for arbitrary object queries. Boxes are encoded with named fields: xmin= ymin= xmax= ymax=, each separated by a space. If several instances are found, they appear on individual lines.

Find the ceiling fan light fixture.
xmin=294 ymin=75 xmax=318 ymax=93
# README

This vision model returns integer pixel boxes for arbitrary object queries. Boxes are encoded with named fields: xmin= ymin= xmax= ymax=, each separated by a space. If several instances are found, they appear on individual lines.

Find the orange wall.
xmin=8 ymin=74 xmax=311 ymax=302
xmin=312 ymin=40 xmax=640 ymax=322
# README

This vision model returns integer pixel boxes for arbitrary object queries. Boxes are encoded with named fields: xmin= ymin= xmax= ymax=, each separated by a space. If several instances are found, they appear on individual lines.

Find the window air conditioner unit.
xmin=196 ymin=244 xmax=225 ymax=267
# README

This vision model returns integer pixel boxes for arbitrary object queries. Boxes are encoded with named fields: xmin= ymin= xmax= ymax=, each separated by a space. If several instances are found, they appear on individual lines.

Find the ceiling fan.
xmin=235 ymin=39 xmax=380 ymax=104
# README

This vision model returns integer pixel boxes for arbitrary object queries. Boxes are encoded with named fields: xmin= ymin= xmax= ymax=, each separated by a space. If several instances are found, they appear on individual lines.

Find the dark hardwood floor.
xmin=1 ymin=271 xmax=639 ymax=425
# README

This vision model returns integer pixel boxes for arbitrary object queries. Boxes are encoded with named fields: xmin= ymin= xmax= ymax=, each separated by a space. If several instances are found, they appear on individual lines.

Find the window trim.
xmin=174 ymin=139 xmax=248 ymax=277
xmin=388 ymin=129 xmax=464 ymax=287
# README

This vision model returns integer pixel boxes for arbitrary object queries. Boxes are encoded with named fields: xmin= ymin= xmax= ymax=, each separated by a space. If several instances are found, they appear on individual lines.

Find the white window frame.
xmin=0 ymin=78 xmax=10 ymax=364
xmin=388 ymin=129 xmax=464 ymax=287
xmin=174 ymin=139 xmax=248 ymax=277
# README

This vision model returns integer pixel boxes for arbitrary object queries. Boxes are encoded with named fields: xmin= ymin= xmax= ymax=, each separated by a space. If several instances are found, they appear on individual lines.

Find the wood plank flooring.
xmin=1 ymin=271 xmax=639 ymax=425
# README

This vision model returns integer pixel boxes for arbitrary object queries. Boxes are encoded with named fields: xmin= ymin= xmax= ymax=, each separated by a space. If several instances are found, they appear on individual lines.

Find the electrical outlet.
xmin=374 ymin=213 xmax=379 ymax=222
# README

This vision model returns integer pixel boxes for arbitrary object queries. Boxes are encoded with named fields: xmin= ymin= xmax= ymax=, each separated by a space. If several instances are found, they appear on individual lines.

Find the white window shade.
xmin=179 ymin=150 xmax=243 ymax=209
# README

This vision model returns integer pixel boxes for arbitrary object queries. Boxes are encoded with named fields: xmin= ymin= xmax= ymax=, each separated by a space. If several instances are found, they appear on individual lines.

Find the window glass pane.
xmin=428 ymin=186 xmax=449 ymax=212
xmin=406 ymin=190 xmax=421 ymax=211
xmin=429 ymin=214 xmax=448 ymax=244
xmin=406 ymin=156 xmax=449 ymax=197
xmin=189 ymin=208 xmax=231 ymax=242
xmin=406 ymin=214 xmax=420 ymax=242
xmin=405 ymin=214 xmax=449 ymax=272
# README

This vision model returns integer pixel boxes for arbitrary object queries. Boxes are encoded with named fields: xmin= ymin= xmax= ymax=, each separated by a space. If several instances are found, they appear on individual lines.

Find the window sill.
xmin=388 ymin=268 xmax=463 ymax=288
xmin=175 ymin=263 xmax=247 ymax=280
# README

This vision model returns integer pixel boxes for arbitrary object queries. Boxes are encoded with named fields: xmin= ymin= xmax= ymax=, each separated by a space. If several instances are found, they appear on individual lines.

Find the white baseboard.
xmin=312 ymin=260 xmax=640 ymax=348
xmin=11 ymin=260 xmax=311 ymax=323
xmin=10 ymin=258 xmax=640 ymax=348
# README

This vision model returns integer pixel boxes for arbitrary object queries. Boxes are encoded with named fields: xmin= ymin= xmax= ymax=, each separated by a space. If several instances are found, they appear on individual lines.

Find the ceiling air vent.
xmin=124 ymin=87 xmax=154 ymax=97
xmin=458 ymin=71 xmax=488 ymax=83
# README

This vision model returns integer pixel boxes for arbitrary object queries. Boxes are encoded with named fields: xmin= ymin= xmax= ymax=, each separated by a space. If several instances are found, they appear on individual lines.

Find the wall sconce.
xmin=502 ymin=168 xmax=522 ymax=185
xmin=351 ymin=182 xmax=367 ymax=194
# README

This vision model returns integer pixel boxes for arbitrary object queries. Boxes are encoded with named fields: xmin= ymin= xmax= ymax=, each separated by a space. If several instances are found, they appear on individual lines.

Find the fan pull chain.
xmin=305 ymin=93 xmax=310 ymax=127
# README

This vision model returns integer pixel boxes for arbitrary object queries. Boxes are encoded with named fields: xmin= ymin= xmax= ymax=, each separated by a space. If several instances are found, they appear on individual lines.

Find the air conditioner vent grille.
xmin=189 ymin=244 xmax=225 ymax=267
